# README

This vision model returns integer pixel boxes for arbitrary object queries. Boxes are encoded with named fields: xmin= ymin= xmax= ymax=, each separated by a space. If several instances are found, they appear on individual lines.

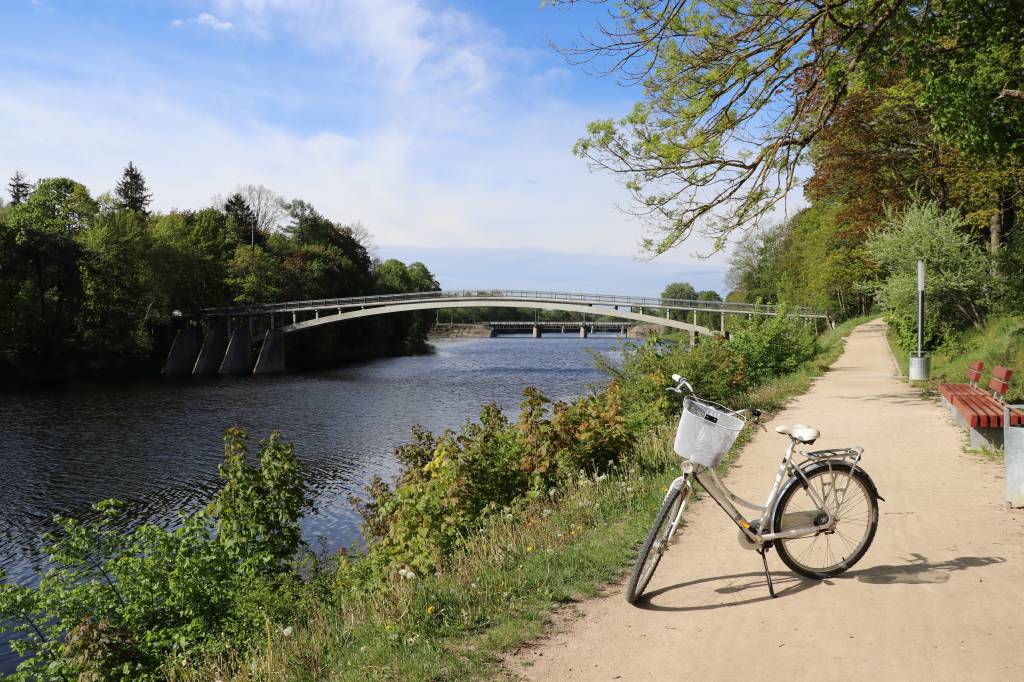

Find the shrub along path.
xmin=509 ymin=319 xmax=1024 ymax=680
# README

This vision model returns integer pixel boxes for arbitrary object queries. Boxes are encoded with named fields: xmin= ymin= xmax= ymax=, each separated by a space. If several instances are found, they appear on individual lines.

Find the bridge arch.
xmin=257 ymin=299 xmax=714 ymax=339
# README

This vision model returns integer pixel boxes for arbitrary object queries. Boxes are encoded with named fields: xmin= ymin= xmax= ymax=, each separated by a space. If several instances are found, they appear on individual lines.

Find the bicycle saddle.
xmin=775 ymin=424 xmax=819 ymax=444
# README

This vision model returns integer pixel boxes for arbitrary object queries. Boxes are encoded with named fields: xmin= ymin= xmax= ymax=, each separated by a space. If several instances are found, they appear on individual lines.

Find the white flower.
xmin=398 ymin=566 xmax=417 ymax=580
xmin=541 ymin=508 xmax=552 ymax=518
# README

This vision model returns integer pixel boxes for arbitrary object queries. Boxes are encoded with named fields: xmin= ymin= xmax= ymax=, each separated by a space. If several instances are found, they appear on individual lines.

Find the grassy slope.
xmin=888 ymin=314 xmax=1024 ymax=403
xmin=193 ymin=315 xmax=876 ymax=682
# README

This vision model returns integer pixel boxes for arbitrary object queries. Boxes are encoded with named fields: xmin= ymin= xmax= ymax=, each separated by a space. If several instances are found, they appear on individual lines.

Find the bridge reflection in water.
xmin=163 ymin=289 xmax=830 ymax=376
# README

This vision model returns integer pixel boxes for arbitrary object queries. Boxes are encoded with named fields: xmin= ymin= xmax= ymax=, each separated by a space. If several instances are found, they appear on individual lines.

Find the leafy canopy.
xmin=553 ymin=0 xmax=1024 ymax=253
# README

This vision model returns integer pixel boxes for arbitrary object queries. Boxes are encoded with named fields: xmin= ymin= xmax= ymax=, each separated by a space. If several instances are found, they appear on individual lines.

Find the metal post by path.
xmin=917 ymin=260 xmax=925 ymax=356
xmin=909 ymin=260 xmax=931 ymax=380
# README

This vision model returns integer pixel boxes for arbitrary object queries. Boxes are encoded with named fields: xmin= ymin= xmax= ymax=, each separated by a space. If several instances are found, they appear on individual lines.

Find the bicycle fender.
xmin=770 ymin=460 xmax=882 ymax=531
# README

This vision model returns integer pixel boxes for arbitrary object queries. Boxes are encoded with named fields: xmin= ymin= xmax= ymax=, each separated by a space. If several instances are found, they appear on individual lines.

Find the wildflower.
xmin=398 ymin=567 xmax=417 ymax=580
xmin=282 ymin=626 xmax=294 ymax=637
xmin=526 ymin=546 xmax=534 ymax=553
xmin=542 ymin=508 xmax=552 ymax=518
xmin=426 ymin=605 xmax=436 ymax=615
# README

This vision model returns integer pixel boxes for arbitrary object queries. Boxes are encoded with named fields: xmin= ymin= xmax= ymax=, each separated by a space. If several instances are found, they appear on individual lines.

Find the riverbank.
xmin=186 ymin=315 xmax=872 ymax=680
xmin=514 ymin=318 xmax=1024 ymax=681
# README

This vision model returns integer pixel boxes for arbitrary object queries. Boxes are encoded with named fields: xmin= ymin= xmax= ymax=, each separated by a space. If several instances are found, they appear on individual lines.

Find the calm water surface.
xmin=0 ymin=335 xmax=621 ymax=671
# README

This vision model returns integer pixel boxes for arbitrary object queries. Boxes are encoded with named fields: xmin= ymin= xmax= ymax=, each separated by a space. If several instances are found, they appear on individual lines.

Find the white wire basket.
xmin=673 ymin=396 xmax=745 ymax=468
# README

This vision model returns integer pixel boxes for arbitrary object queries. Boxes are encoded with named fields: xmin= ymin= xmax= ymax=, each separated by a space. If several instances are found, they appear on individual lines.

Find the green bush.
xmin=863 ymin=200 xmax=992 ymax=350
xmin=728 ymin=309 xmax=819 ymax=384
xmin=604 ymin=311 xmax=817 ymax=432
xmin=0 ymin=430 xmax=310 ymax=681
xmin=347 ymin=384 xmax=632 ymax=583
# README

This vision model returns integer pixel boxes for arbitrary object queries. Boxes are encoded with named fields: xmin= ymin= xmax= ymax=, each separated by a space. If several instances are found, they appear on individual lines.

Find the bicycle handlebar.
xmin=667 ymin=375 xmax=767 ymax=430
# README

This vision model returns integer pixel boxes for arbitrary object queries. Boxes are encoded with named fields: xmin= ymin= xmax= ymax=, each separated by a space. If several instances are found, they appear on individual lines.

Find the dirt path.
xmin=508 ymin=320 xmax=1024 ymax=681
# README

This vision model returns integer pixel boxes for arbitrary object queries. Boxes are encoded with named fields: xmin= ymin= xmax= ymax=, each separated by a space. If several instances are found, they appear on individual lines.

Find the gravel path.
xmin=508 ymin=319 xmax=1024 ymax=681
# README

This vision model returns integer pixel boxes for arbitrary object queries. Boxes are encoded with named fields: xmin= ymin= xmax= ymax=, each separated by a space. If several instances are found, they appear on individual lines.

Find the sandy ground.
xmin=507 ymin=320 xmax=1024 ymax=681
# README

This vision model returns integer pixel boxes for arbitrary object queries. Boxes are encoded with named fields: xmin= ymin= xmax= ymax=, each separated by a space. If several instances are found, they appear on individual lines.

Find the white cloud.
xmin=171 ymin=12 xmax=235 ymax=31
xmin=2 ymin=0 xmax=733 ymax=294
xmin=195 ymin=12 xmax=235 ymax=30
xmin=209 ymin=0 xmax=500 ymax=96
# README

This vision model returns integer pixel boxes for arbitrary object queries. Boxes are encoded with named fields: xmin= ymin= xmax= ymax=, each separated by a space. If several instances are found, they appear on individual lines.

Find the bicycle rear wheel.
xmin=772 ymin=462 xmax=878 ymax=579
xmin=625 ymin=482 xmax=689 ymax=604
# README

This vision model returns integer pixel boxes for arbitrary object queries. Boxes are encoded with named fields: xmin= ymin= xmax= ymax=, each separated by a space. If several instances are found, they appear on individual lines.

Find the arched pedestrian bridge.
xmin=162 ymin=290 xmax=829 ymax=375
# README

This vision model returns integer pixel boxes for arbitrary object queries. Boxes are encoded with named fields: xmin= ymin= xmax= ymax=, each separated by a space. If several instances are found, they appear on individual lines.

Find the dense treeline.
xmin=0 ymin=166 xmax=440 ymax=379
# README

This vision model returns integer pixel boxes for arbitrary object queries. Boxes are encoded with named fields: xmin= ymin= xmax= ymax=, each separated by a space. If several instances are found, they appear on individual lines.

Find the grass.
xmin=884 ymin=314 xmax=1024 ymax=461
xmin=184 ymin=315 xmax=875 ymax=682
xmin=887 ymin=314 xmax=1024 ymax=403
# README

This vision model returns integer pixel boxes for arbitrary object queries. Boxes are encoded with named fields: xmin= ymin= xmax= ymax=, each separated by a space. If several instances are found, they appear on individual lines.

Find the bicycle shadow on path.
xmin=636 ymin=554 xmax=1004 ymax=612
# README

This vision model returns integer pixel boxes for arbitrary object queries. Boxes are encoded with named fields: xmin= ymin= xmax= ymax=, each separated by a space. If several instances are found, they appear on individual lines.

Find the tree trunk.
xmin=990 ymin=187 xmax=1016 ymax=276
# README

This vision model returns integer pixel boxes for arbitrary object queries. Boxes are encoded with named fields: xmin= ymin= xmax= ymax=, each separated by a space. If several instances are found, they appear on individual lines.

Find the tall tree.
xmin=7 ymin=170 xmax=31 ymax=205
xmin=240 ymin=184 xmax=285 ymax=234
xmin=553 ymin=0 xmax=1024 ymax=253
xmin=224 ymin=193 xmax=257 ymax=248
xmin=114 ymin=162 xmax=153 ymax=214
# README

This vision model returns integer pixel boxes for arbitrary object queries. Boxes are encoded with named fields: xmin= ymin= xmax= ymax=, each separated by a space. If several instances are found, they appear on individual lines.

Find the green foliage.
xmin=598 ymin=311 xmax=817 ymax=435
xmin=660 ymin=281 xmax=696 ymax=301
xmin=0 ymin=431 xmax=310 ymax=681
xmin=114 ymin=162 xmax=152 ymax=215
xmin=349 ymin=384 xmax=631 ymax=581
xmin=864 ymin=201 xmax=992 ymax=350
xmin=7 ymin=170 xmax=31 ymax=205
xmin=727 ymin=310 xmax=819 ymax=385
xmin=0 ymin=172 xmax=437 ymax=378
xmin=210 ymin=429 xmax=309 ymax=576
xmin=75 ymin=210 xmax=154 ymax=355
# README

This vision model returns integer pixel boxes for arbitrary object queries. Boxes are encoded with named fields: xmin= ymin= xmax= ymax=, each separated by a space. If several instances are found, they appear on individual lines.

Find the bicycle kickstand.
xmin=757 ymin=548 xmax=776 ymax=598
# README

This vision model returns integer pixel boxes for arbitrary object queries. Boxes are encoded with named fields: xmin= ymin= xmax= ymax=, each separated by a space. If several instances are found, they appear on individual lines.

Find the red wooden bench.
xmin=948 ymin=366 xmax=1023 ymax=447
xmin=938 ymin=360 xmax=985 ymax=403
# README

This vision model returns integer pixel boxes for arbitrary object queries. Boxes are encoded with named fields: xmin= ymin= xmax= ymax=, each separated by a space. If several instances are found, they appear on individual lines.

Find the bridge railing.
xmin=201 ymin=289 xmax=825 ymax=318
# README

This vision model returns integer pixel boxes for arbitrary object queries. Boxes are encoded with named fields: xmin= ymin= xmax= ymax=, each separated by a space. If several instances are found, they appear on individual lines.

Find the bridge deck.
xmin=202 ymin=289 xmax=827 ymax=319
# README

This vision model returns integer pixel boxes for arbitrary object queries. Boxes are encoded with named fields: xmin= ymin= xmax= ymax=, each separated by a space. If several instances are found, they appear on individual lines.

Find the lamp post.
xmin=908 ymin=260 xmax=931 ymax=381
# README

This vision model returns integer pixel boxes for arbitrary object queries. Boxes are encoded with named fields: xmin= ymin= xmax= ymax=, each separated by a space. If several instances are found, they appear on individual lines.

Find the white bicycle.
xmin=625 ymin=375 xmax=882 ymax=603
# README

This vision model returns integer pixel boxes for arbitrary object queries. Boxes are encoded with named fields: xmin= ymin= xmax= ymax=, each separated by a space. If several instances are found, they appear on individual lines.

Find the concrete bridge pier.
xmin=579 ymin=325 xmax=588 ymax=338
xmin=219 ymin=328 xmax=253 ymax=375
xmin=192 ymin=328 xmax=227 ymax=375
xmin=532 ymin=324 xmax=542 ymax=338
xmin=254 ymin=329 xmax=286 ymax=374
xmin=162 ymin=328 xmax=201 ymax=375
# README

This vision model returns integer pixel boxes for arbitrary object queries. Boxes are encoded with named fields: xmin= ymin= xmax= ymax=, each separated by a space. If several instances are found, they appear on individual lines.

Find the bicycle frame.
xmin=667 ymin=440 xmax=864 ymax=546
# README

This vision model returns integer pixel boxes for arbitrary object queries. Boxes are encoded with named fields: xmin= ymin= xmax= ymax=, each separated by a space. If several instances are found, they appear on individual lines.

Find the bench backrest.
xmin=966 ymin=360 xmax=984 ymax=386
xmin=989 ymin=365 xmax=1013 ymax=399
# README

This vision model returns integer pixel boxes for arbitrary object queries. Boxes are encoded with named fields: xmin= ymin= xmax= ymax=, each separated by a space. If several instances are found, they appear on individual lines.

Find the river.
xmin=0 ymin=335 xmax=622 ymax=672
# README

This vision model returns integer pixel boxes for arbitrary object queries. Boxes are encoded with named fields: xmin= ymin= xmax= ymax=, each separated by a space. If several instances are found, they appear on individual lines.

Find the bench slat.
xmin=993 ymin=365 xmax=1013 ymax=381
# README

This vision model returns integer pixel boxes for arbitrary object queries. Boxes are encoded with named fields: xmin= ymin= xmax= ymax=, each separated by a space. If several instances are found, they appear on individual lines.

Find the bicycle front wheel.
xmin=773 ymin=462 xmax=879 ymax=579
xmin=625 ymin=482 xmax=689 ymax=604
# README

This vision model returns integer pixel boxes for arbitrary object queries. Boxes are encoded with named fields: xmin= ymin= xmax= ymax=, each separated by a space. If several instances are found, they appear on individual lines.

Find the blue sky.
xmin=1 ymin=0 xmax=740 ymax=296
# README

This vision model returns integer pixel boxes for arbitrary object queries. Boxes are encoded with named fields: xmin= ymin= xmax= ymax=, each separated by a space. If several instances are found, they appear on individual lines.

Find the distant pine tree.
xmin=8 ymin=170 xmax=32 ymax=205
xmin=115 ymin=161 xmax=153 ymax=214
xmin=224 ymin=192 xmax=257 ymax=247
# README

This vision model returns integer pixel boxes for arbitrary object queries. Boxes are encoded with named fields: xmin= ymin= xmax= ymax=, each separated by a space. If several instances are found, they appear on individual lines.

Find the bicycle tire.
xmin=772 ymin=462 xmax=879 ymax=579
xmin=625 ymin=484 xmax=688 ymax=604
